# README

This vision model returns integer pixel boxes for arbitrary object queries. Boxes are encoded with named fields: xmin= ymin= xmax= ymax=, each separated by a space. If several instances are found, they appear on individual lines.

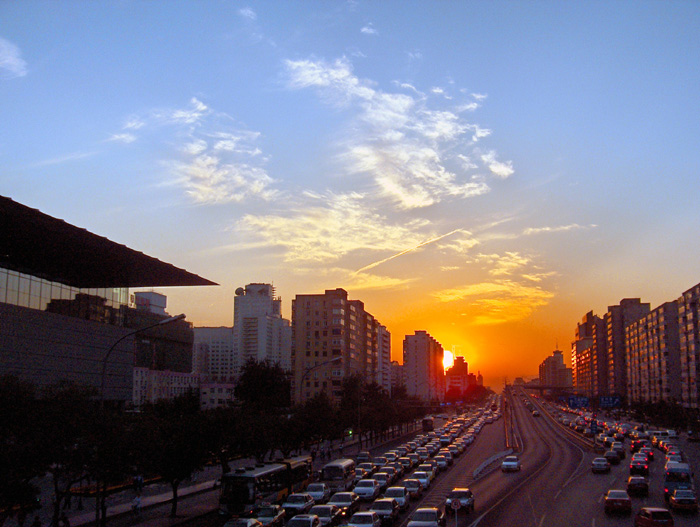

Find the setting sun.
xmin=443 ymin=350 xmax=454 ymax=371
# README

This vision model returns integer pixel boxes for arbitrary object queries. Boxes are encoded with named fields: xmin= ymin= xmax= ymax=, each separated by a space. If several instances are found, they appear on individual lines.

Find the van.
xmin=663 ymin=462 xmax=694 ymax=500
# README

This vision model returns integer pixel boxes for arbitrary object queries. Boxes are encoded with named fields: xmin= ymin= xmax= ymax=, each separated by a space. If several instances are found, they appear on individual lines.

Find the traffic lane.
xmin=468 ymin=393 xmax=585 ymax=527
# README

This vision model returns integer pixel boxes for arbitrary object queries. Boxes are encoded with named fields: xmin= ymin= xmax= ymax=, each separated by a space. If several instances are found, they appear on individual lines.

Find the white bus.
xmin=321 ymin=458 xmax=356 ymax=492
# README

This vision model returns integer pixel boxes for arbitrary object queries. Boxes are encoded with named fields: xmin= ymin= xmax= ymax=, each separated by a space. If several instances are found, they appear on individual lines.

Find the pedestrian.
xmin=131 ymin=495 xmax=141 ymax=518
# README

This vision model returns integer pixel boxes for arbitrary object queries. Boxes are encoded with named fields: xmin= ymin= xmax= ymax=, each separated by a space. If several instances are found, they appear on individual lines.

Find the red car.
xmin=634 ymin=507 xmax=674 ymax=526
xmin=604 ymin=490 xmax=632 ymax=515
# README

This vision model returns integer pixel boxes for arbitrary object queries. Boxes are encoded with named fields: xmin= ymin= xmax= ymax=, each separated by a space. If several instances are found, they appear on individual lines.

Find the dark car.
xmin=591 ymin=458 xmax=611 ymax=474
xmin=444 ymin=488 xmax=474 ymax=514
xmin=255 ymin=505 xmax=286 ymax=527
xmin=370 ymin=498 xmax=400 ymax=525
xmin=630 ymin=459 xmax=649 ymax=476
xmin=287 ymin=515 xmax=321 ymax=527
xmin=282 ymin=494 xmax=315 ymax=517
xmin=309 ymin=505 xmax=343 ymax=527
xmin=604 ymin=490 xmax=631 ymax=515
xmin=634 ymin=507 xmax=674 ymax=526
xmin=327 ymin=492 xmax=360 ymax=519
xmin=407 ymin=508 xmax=446 ymax=527
xmin=669 ymin=489 xmax=698 ymax=512
xmin=627 ymin=476 xmax=649 ymax=497
xmin=403 ymin=479 xmax=423 ymax=500
xmin=603 ymin=450 xmax=621 ymax=465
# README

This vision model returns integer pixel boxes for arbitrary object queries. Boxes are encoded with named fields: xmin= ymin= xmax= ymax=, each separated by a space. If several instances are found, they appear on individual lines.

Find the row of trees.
xmin=2 ymin=361 xmax=491 ymax=527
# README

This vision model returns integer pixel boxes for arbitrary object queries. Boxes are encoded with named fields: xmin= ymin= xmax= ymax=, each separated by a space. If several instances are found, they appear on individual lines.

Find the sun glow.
xmin=443 ymin=350 xmax=454 ymax=371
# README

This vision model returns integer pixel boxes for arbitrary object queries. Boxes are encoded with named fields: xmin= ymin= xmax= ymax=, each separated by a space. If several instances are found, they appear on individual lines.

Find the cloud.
xmin=0 ymin=37 xmax=27 ymax=78
xmin=361 ymin=23 xmax=377 ymax=35
xmin=284 ymin=57 xmax=505 ymax=209
xmin=433 ymin=279 xmax=554 ymax=325
xmin=239 ymin=7 xmax=257 ymax=20
xmin=523 ymin=223 xmax=597 ymax=235
xmin=29 ymin=151 xmax=98 ymax=168
xmin=481 ymin=150 xmax=514 ymax=178
xmin=166 ymin=97 xmax=209 ymax=124
xmin=108 ymin=133 xmax=136 ymax=144
xmin=470 ymin=251 xmax=530 ymax=277
xmin=439 ymin=232 xmax=480 ymax=255
xmin=237 ymin=191 xmax=430 ymax=263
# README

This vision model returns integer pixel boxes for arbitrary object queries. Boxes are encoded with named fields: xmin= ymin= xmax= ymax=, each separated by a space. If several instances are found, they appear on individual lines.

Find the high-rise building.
xmin=233 ymin=283 xmax=292 ymax=375
xmin=626 ymin=301 xmax=681 ymax=404
xmin=604 ymin=298 xmax=650 ymax=398
xmin=403 ymin=331 xmax=445 ymax=402
xmin=571 ymin=311 xmax=606 ymax=397
xmin=377 ymin=325 xmax=392 ymax=393
xmin=193 ymin=326 xmax=235 ymax=381
xmin=538 ymin=349 xmax=573 ymax=388
xmin=678 ymin=283 xmax=700 ymax=408
xmin=291 ymin=288 xmax=382 ymax=404
xmin=446 ymin=356 xmax=474 ymax=397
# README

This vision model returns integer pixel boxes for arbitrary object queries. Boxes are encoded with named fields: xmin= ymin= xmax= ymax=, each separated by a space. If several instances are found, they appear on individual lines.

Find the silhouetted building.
xmin=538 ymin=349 xmax=573 ymax=388
xmin=572 ymin=311 xmax=606 ymax=397
xmin=403 ymin=331 xmax=445 ymax=402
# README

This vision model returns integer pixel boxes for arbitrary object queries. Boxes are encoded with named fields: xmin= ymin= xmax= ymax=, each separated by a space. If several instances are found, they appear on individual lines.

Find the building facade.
xmin=291 ymin=288 xmax=382 ymax=404
xmin=571 ymin=311 xmax=606 ymax=397
xmin=445 ymin=356 xmax=475 ymax=397
xmin=403 ymin=330 xmax=445 ymax=402
xmin=538 ymin=349 xmax=573 ymax=388
xmin=626 ymin=302 xmax=681 ymax=404
xmin=193 ymin=326 xmax=236 ymax=381
xmin=377 ymin=325 xmax=392 ymax=393
xmin=233 ymin=283 xmax=292 ymax=375
xmin=678 ymin=283 xmax=700 ymax=408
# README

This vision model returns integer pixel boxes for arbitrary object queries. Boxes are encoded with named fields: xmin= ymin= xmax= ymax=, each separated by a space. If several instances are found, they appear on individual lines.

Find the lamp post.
xmin=297 ymin=356 xmax=343 ymax=404
xmin=100 ymin=313 xmax=186 ymax=410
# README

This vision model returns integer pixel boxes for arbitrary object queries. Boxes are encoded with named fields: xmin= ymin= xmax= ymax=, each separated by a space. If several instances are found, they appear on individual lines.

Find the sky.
xmin=2 ymin=1 xmax=700 ymax=390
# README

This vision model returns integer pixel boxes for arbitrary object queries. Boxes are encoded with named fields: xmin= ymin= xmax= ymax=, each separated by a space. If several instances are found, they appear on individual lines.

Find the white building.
xmin=234 ymin=283 xmax=292 ymax=373
xmin=200 ymin=382 xmax=236 ymax=409
xmin=403 ymin=330 xmax=445 ymax=402
xmin=193 ymin=326 xmax=236 ymax=381
xmin=132 ymin=367 xmax=200 ymax=408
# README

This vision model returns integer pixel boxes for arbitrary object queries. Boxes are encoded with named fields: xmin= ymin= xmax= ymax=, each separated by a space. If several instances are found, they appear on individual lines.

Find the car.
xmin=604 ymin=489 xmax=632 ymax=515
xmin=286 ymin=515 xmax=321 ymax=527
xmin=603 ymin=450 xmax=621 ymax=465
xmin=309 ymin=505 xmax=343 ymax=527
xmin=370 ymin=498 xmax=400 ymax=525
xmin=255 ymin=505 xmax=286 ymax=527
xmin=630 ymin=459 xmax=649 ymax=476
xmin=347 ymin=512 xmax=381 ymax=527
xmin=307 ymin=483 xmax=331 ymax=504
xmin=377 ymin=467 xmax=398 ymax=484
xmin=532 ymin=410 xmax=540 ymax=417
xmin=327 ymin=492 xmax=360 ymax=519
xmin=627 ymin=476 xmax=649 ymax=497
xmin=407 ymin=507 xmax=446 ymax=527
xmin=501 ymin=456 xmax=521 ymax=472
xmin=434 ymin=455 xmax=448 ymax=470
xmin=634 ymin=507 xmax=674 ymax=526
xmin=640 ymin=447 xmax=655 ymax=461
xmin=611 ymin=442 xmax=626 ymax=460
xmin=403 ymin=479 xmax=424 ymax=500
xmin=357 ymin=451 xmax=372 ymax=464
xmin=224 ymin=520 xmax=263 ymax=527
xmin=444 ymin=488 xmax=474 ymax=514
xmin=387 ymin=462 xmax=405 ymax=478
xmin=354 ymin=479 xmax=381 ymax=501
xmin=591 ymin=458 xmax=611 ymax=474
xmin=383 ymin=487 xmax=409 ymax=512
xmin=412 ymin=471 xmax=431 ymax=489
xmin=669 ymin=489 xmax=698 ymax=512
xmin=282 ymin=494 xmax=315 ymax=517
xmin=372 ymin=472 xmax=390 ymax=491
xmin=358 ymin=462 xmax=376 ymax=475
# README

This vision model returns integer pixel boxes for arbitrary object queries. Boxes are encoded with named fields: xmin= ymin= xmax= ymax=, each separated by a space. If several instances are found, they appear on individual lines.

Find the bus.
xmin=320 ymin=458 xmax=356 ymax=492
xmin=422 ymin=417 xmax=434 ymax=432
xmin=219 ymin=456 xmax=313 ymax=517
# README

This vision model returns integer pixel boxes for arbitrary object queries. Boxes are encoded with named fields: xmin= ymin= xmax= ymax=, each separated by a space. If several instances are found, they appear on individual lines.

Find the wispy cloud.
xmin=439 ymin=231 xmax=480 ymax=255
xmin=361 ymin=23 xmax=377 ymax=35
xmin=29 ymin=151 xmax=98 ymax=168
xmin=284 ymin=57 xmax=508 ymax=209
xmin=523 ymin=223 xmax=597 ymax=235
xmin=0 ymin=37 xmax=27 ymax=78
xmin=239 ymin=7 xmax=257 ymax=20
xmin=237 ymin=191 xmax=430 ymax=263
xmin=107 ymin=133 xmax=136 ymax=144
xmin=354 ymin=228 xmax=464 ymax=274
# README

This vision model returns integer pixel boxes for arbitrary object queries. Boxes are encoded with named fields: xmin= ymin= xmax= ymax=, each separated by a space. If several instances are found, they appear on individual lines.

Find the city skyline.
xmin=2 ymin=1 xmax=699 ymax=390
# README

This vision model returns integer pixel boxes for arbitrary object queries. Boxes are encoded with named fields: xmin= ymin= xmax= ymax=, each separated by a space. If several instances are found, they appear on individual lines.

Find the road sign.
xmin=599 ymin=395 xmax=621 ymax=408
xmin=451 ymin=500 xmax=461 ymax=511
xmin=568 ymin=396 xmax=589 ymax=409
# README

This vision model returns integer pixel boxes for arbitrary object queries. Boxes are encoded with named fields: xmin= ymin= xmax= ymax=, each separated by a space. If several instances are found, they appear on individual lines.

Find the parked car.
xmin=309 ymin=505 xmax=343 ymax=527
xmin=633 ymin=507 xmax=674 ymax=526
xmin=669 ymin=489 xmax=698 ymax=512
xmin=370 ymin=498 xmax=400 ymax=525
xmin=255 ymin=505 xmax=285 ymax=527
xmin=286 ymin=516 xmax=321 ymax=527
xmin=591 ymin=458 xmax=611 ymax=474
xmin=444 ymin=488 xmax=474 ymax=514
xmin=307 ymin=483 xmax=331 ymax=504
xmin=282 ymin=494 xmax=315 ymax=517
xmin=347 ymin=512 xmax=381 ymax=527
xmin=407 ymin=508 xmax=446 ymax=527
xmin=327 ymin=492 xmax=360 ymax=519
xmin=501 ymin=456 xmax=521 ymax=472
xmin=604 ymin=490 xmax=632 ymax=515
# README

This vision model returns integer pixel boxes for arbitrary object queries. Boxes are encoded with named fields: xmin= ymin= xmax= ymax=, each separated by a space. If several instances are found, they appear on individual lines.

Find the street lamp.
xmin=100 ymin=313 xmax=186 ymax=409
xmin=297 ymin=356 xmax=342 ymax=404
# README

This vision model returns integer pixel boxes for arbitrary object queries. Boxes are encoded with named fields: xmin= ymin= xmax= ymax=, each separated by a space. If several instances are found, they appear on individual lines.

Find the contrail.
xmin=354 ymin=228 xmax=463 ymax=275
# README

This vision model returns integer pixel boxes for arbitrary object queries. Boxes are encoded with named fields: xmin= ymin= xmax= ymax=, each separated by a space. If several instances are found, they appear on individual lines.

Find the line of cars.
xmin=233 ymin=405 xmax=498 ymax=527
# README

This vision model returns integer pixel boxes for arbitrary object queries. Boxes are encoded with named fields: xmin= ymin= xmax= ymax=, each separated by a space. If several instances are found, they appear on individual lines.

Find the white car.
xmin=501 ymin=456 xmax=521 ymax=472
xmin=306 ymin=483 xmax=331 ymax=504
xmin=353 ymin=479 xmax=381 ymax=501
xmin=412 ymin=471 xmax=431 ymax=489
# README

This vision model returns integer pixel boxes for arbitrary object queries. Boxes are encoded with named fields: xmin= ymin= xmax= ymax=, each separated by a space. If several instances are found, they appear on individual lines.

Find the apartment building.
xmin=604 ymin=299 xmax=650 ymax=397
xmin=403 ymin=330 xmax=445 ymax=402
xmin=678 ymin=283 xmax=700 ymax=408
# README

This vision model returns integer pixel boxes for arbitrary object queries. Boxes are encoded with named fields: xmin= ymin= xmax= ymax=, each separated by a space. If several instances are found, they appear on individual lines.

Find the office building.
xmin=0 ymin=196 xmax=216 ymax=405
xmin=403 ymin=330 xmax=445 ymax=402
xmin=291 ymin=288 xmax=383 ymax=404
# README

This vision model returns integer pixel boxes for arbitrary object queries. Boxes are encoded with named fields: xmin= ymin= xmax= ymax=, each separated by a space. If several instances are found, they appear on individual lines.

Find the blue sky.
xmin=2 ymin=1 xmax=699 ymax=386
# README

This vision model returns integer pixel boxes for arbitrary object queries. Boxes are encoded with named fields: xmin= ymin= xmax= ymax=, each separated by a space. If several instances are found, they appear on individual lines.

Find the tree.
xmin=235 ymin=360 xmax=291 ymax=411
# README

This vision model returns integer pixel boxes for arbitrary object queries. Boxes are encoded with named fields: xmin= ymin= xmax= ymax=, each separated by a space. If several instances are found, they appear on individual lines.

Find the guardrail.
xmin=472 ymin=449 xmax=513 ymax=479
